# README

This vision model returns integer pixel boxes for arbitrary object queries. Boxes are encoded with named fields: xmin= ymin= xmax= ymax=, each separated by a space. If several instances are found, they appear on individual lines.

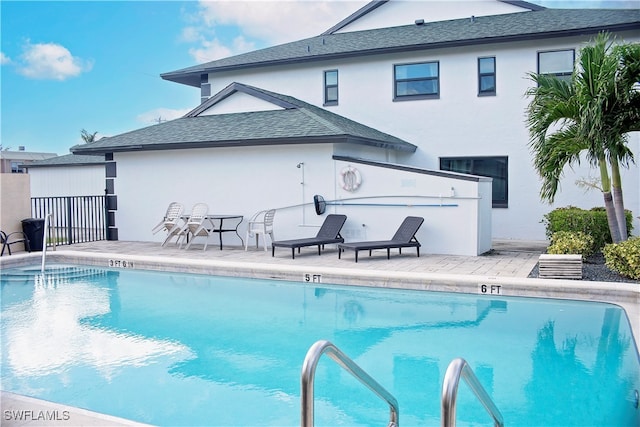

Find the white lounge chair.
xmin=154 ymin=202 xmax=184 ymax=247
xmin=177 ymin=203 xmax=211 ymax=250
xmin=245 ymin=209 xmax=276 ymax=251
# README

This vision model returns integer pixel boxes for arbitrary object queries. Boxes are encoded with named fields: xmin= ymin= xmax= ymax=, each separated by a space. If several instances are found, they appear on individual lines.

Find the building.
xmin=0 ymin=149 xmax=57 ymax=174
xmin=24 ymin=154 xmax=106 ymax=197
xmin=72 ymin=0 xmax=640 ymax=255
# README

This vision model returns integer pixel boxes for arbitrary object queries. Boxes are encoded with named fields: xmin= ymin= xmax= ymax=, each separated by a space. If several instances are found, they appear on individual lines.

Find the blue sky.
xmin=1 ymin=0 xmax=637 ymax=155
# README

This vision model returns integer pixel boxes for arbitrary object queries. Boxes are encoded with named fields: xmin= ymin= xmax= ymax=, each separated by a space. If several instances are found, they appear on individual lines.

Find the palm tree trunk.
xmin=599 ymin=159 xmax=621 ymax=243
xmin=610 ymin=158 xmax=628 ymax=241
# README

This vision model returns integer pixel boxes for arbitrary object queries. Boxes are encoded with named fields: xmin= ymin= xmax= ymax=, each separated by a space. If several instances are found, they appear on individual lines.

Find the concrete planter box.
xmin=538 ymin=254 xmax=583 ymax=279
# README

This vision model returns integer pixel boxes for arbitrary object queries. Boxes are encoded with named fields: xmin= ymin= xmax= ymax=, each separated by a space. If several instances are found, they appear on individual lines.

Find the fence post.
xmin=66 ymin=197 xmax=73 ymax=244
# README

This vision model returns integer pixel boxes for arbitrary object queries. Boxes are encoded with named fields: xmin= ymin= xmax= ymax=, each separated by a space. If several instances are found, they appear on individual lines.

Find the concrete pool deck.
xmin=1 ymin=239 xmax=639 ymax=426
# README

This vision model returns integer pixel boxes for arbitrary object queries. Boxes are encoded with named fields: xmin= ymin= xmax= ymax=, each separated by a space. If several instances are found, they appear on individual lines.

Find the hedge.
xmin=543 ymin=206 xmax=633 ymax=251
xmin=603 ymin=237 xmax=640 ymax=280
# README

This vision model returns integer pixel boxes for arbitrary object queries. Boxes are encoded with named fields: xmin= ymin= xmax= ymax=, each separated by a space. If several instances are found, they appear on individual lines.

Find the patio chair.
xmin=177 ymin=203 xmax=211 ymax=250
xmin=272 ymin=214 xmax=347 ymax=259
xmin=245 ymin=209 xmax=276 ymax=251
xmin=338 ymin=216 xmax=424 ymax=262
xmin=1 ymin=230 xmax=31 ymax=256
xmin=155 ymin=202 xmax=185 ymax=246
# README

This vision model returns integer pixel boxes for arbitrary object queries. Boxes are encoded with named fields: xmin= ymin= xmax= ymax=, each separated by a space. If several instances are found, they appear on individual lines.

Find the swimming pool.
xmin=1 ymin=265 xmax=639 ymax=426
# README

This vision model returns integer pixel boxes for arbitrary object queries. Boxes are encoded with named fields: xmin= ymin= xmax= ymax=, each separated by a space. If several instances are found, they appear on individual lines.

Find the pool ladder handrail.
xmin=301 ymin=340 xmax=399 ymax=427
xmin=441 ymin=357 xmax=504 ymax=427
xmin=41 ymin=213 xmax=54 ymax=273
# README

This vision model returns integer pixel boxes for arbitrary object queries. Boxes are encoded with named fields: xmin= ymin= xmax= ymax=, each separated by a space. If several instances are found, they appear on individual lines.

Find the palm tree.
xmin=526 ymin=33 xmax=639 ymax=243
xmin=80 ymin=129 xmax=98 ymax=144
xmin=604 ymin=41 xmax=640 ymax=238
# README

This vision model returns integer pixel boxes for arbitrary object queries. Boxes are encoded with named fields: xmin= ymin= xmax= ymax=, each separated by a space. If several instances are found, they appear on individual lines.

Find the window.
xmin=478 ymin=57 xmax=496 ymax=96
xmin=324 ymin=70 xmax=338 ymax=106
xmin=201 ymin=83 xmax=211 ymax=98
xmin=200 ymin=73 xmax=210 ymax=104
xmin=440 ymin=156 xmax=508 ymax=208
xmin=394 ymin=61 xmax=439 ymax=100
xmin=538 ymin=49 xmax=574 ymax=82
xmin=11 ymin=161 xmax=24 ymax=173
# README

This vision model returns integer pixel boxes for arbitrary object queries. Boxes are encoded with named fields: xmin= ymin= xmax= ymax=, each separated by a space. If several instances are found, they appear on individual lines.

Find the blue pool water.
xmin=1 ymin=265 xmax=639 ymax=426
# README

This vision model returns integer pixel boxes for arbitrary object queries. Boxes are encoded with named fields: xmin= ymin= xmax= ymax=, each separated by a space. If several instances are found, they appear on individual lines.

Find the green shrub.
xmin=543 ymin=206 xmax=634 ymax=251
xmin=603 ymin=237 xmax=640 ymax=280
xmin=547 ymin=231 xmax=595 ymax=257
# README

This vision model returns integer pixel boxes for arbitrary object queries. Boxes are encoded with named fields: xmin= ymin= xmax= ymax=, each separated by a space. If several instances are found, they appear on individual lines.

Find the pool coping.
xmin=1 ymin=249 xmax=639 ymax=426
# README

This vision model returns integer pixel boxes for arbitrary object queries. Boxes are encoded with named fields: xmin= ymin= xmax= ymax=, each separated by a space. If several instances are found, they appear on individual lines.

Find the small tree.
xmin=80 ymin=129 xmax=98 ymax=144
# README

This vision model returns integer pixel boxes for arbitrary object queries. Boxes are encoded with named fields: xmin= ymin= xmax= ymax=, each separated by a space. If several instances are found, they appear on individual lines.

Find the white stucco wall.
xmin=115 ymin=144 xmax=336 ymax=246
xmin=199 ymin=30 xmax=640 ymax=241
xmin=113 ymin=143 xmax=491 ymax=256
xmin=200 ymin=91 xmax=282 ymax=115
xmin=29 ymin=166 xmax=105 ymax=197
xmin=335 ymin=0 xmax=529 ymax=32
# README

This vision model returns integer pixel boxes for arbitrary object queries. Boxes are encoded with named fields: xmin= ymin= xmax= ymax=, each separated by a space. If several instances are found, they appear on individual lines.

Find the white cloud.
xmin=137 ymin=107 xmax=192 ymax=125
xmin=17 ymin=41 xmax=93 ymax=80
xmin=184 ymin=0 xmax=368 ymax=63
xmin=180 ymin=26 xmax=202 ymax=43
xmin=0 ymin=52 xmax=11 ymax=65
xmin=189 ymin=35 xmax=256 ymax=63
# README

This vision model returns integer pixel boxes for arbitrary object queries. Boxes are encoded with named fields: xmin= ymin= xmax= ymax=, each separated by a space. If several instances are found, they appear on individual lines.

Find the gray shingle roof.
xmin=71 ymin=83 xmax=416 ymax=154
xmin=162 ymin=8 xmax=640 ymax=87
xmin=24 ymin=154 xmax=105 ymax=168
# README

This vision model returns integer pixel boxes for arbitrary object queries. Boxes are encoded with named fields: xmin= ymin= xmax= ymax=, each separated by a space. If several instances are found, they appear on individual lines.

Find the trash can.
xmin=21 ymin=218 xmax=45 ymax=252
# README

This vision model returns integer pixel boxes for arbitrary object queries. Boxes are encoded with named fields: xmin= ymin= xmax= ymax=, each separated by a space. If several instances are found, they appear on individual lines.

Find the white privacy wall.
xmin=29 ymin=165 xmax=105 ymax=197
xmin=113 ymin=145 xmax=491 ymax=256
xmin=331 ymin=160 xmax=492 ymax=256
xmin=199 ymin=31 xmax=640 ymax=240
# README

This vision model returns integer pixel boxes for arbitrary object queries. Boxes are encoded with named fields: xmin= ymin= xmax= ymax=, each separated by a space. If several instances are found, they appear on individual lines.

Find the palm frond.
xmin=525 ymin=33 xmax=637 ymax=205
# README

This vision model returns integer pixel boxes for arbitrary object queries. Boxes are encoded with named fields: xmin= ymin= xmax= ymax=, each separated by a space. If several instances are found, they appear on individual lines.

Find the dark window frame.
xmin=393 ymin=61 xmax=440 ymax=101
xmin=323 ymin=69 xmax=338 ymax=106
xmin=440 ymin=156 xmax=508 ymax=208
xmin=478 ymin=56 xmax=496 ymax=96
xmin=537 ymin=49 xmax=575 ymax=82
xmin=11 ymin=161 xmax=24 ymax=173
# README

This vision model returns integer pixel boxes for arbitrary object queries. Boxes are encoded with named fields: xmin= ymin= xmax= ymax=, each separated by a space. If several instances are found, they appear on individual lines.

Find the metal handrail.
xmin=301 ymin=340 xmax=399 ymax=427
xmin=41 ymin=213 xmax=54 ymax=273
xmin=441 ymin=358 xmax=504 ymax=427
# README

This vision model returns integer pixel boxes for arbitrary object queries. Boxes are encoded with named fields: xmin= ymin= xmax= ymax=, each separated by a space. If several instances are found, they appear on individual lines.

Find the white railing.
xmin=41 ymin=213 xmax=54 ymax=273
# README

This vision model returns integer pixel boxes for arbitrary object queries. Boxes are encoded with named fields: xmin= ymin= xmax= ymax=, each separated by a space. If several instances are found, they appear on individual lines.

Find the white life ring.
xmin=340 ymin=166 xmax=362 ymax=192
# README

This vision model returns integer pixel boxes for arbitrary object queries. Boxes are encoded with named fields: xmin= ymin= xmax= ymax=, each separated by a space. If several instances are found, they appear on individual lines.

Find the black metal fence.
xmin=31 ymin=196 xmax=107 ymax=245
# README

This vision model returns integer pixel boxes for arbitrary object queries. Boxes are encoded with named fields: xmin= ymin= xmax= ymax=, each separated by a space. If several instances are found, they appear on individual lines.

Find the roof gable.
xmin=185 ymin=82 xmax=296 ymax=117
xmin=325 ymin=0 xmax=543 ymax=34
xmin=71 ymin=83 xmax=416 ymax=155
xmin=162 ymin=8 xmax=640 ymax=88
